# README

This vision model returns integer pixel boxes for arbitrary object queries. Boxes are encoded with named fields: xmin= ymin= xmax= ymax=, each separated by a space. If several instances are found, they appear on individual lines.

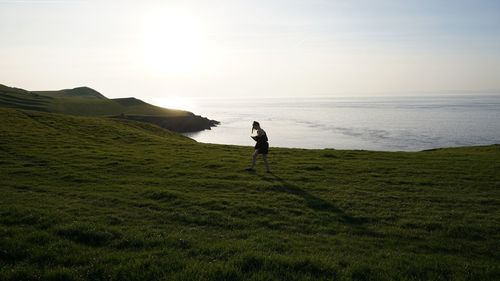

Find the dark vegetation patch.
xmin=142 ymin=190 xmax=181 ymax=202
xmin=304 ymin=165 xmax=324 ymax=171
xmin=112 ymin=114 xmax=219 ymax=133
xmin=54 ymin=222 xmax=120 ymax=246
xmin=322 ymin=152 xmax=338 ymax=158
xmin=0 ymin=208 xmax=54 ymax=228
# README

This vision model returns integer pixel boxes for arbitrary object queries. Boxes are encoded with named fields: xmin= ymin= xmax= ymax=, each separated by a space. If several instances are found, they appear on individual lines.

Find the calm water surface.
xmin=185 ymin=95 xmax=500 ymax=151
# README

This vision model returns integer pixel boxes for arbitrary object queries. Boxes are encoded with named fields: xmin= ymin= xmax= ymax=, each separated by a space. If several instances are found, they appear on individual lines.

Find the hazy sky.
xmin=1 ymin=0 xmax=500 ymax=105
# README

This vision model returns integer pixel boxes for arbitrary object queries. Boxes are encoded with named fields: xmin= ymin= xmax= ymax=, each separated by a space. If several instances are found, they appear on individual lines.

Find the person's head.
xmin=252 ymin=121 xmax=260 ymax=132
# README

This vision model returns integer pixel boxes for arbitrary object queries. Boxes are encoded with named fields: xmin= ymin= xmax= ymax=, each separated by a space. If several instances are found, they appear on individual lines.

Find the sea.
xmin=184 ymin=95 xmax=500 ymax=151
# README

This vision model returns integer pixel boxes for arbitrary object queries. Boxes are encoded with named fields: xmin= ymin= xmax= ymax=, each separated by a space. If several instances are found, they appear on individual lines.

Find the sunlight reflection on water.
xmin=184 ymin=95 xmax=500 ymax=151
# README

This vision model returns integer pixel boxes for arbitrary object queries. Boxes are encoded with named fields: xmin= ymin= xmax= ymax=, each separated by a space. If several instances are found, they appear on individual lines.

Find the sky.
xmin=1 ymin=0 xmax=500 ymax=108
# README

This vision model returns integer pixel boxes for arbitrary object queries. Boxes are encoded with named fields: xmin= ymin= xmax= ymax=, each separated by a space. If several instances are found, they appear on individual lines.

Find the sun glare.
xmin=141 ymin=8 xmax=206 ymax=74
xmin=152 ymin=96 xmax=197 ymax=112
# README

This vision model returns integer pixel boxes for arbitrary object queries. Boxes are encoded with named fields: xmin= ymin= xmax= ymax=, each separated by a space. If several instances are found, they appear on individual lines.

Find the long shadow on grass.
xmin=258 ymin=173 xmax=367 ymax=226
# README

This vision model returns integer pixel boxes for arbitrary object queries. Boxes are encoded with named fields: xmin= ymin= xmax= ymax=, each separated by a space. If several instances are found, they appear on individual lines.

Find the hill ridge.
xmin=58 ymin=86 xmax=107 ymax=99
xmin=0 ymin=83 xmax=219 ymax=132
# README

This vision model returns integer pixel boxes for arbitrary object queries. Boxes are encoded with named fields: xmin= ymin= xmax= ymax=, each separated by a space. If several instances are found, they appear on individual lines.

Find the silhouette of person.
xmin=246 ymin=121 xmax=270 ymax=172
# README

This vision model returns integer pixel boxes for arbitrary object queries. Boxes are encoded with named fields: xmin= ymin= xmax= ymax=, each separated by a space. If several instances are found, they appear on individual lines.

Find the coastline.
xmin=111 ymin=114 xmax=219 ymax=133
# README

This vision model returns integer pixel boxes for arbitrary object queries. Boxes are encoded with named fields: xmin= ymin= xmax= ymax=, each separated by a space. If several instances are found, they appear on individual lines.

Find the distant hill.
xmin=0 ymin=83 xmax=218 ymax=132
xmin=34 ymin=87 xmax=107 ymax=99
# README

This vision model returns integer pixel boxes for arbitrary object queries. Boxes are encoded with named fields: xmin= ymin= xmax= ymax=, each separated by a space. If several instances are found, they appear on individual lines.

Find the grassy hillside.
xmin=0 ymin=85 xmax=53 ymax=112
xmin=0 ymin=84 xmax=218 ymax=132
xmin=0 ymin=107 xmax=499 ymax=281
xmin=34 ymin=87 xmax=107 ymax=99
xmin=0 ymin=84 xmax=188 ymax=117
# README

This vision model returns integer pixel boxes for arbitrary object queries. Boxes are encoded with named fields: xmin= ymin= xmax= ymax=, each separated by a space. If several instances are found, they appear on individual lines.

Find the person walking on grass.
xmin=246 ymin=121 xmax=271 ymax=172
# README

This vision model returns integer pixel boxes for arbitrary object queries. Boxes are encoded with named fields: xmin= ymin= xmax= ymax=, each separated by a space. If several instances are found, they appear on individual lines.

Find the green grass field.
xmin=1 ymin=107 xmax=499 ymax=281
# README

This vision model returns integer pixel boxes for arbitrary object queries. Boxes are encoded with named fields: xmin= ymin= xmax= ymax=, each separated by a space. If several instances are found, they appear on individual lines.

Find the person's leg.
xmin=262 ymin=154 xmax=270 ymax=172
xmin=247 ymin=149 xmax=258 ymax=170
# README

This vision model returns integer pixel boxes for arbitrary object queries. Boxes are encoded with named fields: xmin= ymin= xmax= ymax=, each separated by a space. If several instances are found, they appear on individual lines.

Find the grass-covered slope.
xmin=0 ymin=85 xmax=53 ymax=112
xmin=0 ymin=107 xmax=499 ymax=281
xmin=0 ymin=84 xmax=187 ymax=117
xmin=34 ymin=87 xmax=107 ymax=99
xmin=0 ymin=84 xmax=218 ymax=132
